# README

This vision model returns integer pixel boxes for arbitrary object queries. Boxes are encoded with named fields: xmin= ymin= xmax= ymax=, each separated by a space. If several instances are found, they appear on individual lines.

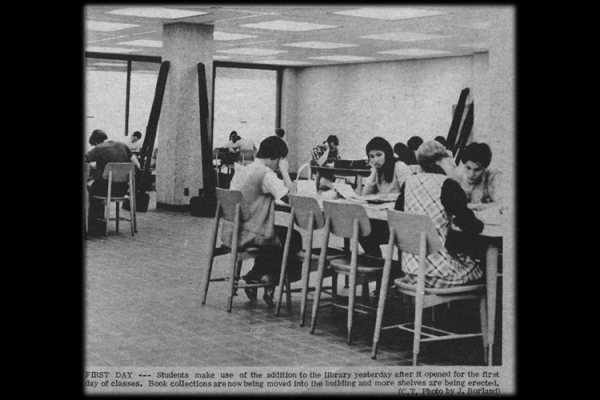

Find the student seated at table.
xmin=394 ymin=141 xmax=422 ymax=174
xmin=454 ymin=142 xmax=503 ymax=212
xmin=407 ymin=135 xmax=423 ymax=164
xmin=393 ymin=140 xmax=484 ymax=288
xmin=358 ymin=137 xmax=412 ymax=257
xmin=393 ymin=142 xmax=417 ymax=166
xmin=84 ymin=129 xmax=141 ymax=234
xmin=311 ymin=135 xmax=341 ymax=189
xmin=220 ymin=135 xmax=303 ymax=306
xmin=126 ymin=130 xmax=142 ymax=152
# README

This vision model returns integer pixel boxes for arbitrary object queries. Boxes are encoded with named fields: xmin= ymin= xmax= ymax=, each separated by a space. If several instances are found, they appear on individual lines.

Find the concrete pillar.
xmin=156 ymin=22 xmax=213 ymax=208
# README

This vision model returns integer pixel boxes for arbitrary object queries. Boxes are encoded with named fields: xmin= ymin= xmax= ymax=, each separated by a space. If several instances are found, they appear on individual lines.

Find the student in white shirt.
xmin=220 ymin=136 xmax=302 ymax=306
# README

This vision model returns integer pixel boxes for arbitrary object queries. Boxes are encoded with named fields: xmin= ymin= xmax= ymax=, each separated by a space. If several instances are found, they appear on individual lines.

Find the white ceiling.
xmin=85 ymin=5 xmax=502 ymax=68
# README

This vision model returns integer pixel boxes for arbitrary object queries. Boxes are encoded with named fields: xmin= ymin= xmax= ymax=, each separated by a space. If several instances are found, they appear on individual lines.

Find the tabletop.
xmin=276 ymin=194 xmax=504 ymax=239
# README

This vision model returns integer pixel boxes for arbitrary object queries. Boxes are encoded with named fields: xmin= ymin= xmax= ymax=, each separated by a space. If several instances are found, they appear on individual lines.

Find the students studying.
xmin=393 ymin=140 xmax=484 ymax=288
xmin=220 ymin=135 xmax=303 ymax=306
xmin=454 ymin=142 xmax=503 ymax=211
xmin=358 ymin=137 xmax=412 ymax=257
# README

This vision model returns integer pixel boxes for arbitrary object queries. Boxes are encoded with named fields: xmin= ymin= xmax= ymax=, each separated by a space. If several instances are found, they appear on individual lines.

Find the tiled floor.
xmin=85 ymin=193 xmax=501 ymax=367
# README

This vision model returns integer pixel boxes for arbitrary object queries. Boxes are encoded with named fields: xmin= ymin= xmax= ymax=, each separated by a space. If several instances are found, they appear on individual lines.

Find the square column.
xmin=156 ymin=22 xmax=213 ymax=208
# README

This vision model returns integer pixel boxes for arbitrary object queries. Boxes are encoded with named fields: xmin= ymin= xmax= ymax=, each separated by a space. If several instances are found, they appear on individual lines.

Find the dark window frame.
xmin=84 ymin=52 xmax=284 ymax=140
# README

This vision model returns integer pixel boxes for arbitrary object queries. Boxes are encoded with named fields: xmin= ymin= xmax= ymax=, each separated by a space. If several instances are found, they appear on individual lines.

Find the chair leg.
xmin=129 ymin=199 xmax=135 ymax=236
xmin=115 ymin=202 xmax=120 ymax=233
xmin=227 ymin=256 xmax=238 ymax=312
xmin=276 ymin=212 xmax=294 ymax=316
xmin=299 ymin=255 xmax=311 ymax=327
xmin=285 ymin=273 xmax=292 ymax=311
xmin=201 ymin=218 xmax=220 ymax=306
xmin=347 ymin=271 xmax=358 ymax=346
xmin=309 ymin=231 xmax=330 ymax=334
xmin=372 ymin=241 xmax=395 ymax=360
xmin=480 ymin=296 xmax=489 ymax=365
xmin=104 ymin=201 xmax=110 ymax=236
xmin=361 ymin=277 xmax=370 ymax=305
xmin=132 ymin=192 xmax=138 ymax=233
xmin=412 ymin=289 xmax=425 ymax=366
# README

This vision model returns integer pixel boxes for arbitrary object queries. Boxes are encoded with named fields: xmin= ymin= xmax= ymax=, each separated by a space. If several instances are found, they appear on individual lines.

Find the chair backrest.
xmin=240 ymin=149 xmax=255 ymax=163
xmin=386 ymin=210 xmax=442 ymax=256
xmin=323 ymin=200 xmax=371 ymax=238
xmin=289 ymin=194 xmax=325 ymax=230
xmin=102 ymin=162 xmax=135 ymax=183
xmin=215 ymin=188 xmax=245 ymax=222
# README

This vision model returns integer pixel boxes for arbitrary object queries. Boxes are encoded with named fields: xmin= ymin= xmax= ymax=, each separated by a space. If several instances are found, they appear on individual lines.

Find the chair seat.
xmin=299 ymin=247 xmax=346 ymax=261
xmin=92 ymin=195 xmax=130 ymax=202
xmin=214 ymin=245 xmax=261 ymax=261
xmin=329 ymin=254 xmax=387 ymax=274
xmin=394 ymin=277 xmax=486 ymax=295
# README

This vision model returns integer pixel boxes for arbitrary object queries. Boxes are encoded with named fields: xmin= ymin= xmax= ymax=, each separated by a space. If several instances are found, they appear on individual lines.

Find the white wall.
xmin=281 ymin=54 xmax=490 ymax=171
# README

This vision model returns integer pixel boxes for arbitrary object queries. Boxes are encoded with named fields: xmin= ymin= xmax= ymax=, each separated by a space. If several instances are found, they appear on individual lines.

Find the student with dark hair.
xmin=359 ymin=137 xmax=412 ymax=257
xmin=127 ymin=131 xmax=143 ymax=151
xmin=434 ymin=135 xmax=447 ymax=148
xmin=220 ymin=135 xmax=302 ymax=306
xmin=85 ymin=129 xmax=141 ymax=233
xmin=407 ymin=136 xmax=424 ymax=152
xmin=455 ymin=142 xmax=503 ymax=211
xmin=311 ymin=135 xmax=341 ymax=189
xmin=393 ymin=142 xmax=417 ymax=165
xmin=407 ymin=136 xmax=424 ymax=170
xmin=362 ymin=137 xmax=411 ymax=197
xmin=393 ymin=140 xmax=484 ymax=288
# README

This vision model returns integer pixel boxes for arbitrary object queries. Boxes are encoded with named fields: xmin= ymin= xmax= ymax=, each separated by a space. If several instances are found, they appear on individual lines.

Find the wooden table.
xmin=276 ymin=196 xmax=504 ymax=365
xmin=310 ymin=165 xmax=371 ymax=193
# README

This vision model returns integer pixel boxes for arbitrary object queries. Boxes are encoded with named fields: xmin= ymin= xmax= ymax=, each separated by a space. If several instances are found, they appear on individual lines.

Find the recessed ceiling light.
xmin=240 ymin=20 xmax=336 ymax=32
xmin=361 ymin=32 xmax=449 ymax=42
xmin=282 ymin=41 xmax=358 ymax=49
xmin=213 ymin=55 xmax=232 ymax=59
xmin=107 ymin=7 xmax=208 ymax=19
xmin=86 ymin=46 xmax=139 ymax=54
xmin=309 ymin=55 xmax=375 ymax=62
xmin=118 ymin=39 xmax=162 ymax=47
xmin=460 ymin=42 xmax=488 ymax=49
xmin=334 ymin=7 xmax=446 ymax=20
xmin=217 ymin=48 xmax=287 ymax=56
xmin=377 ymin=48 xmax=450 ymax=56
xmin=214 ymin=32 xmax=257 ymax=41
xmin=87 ymin=20 xmax=139 ymax=31
xmin=457 ymin=21 xmax=491 ymax=30
xmin=254 ymin=60 xmax=311 ymax=65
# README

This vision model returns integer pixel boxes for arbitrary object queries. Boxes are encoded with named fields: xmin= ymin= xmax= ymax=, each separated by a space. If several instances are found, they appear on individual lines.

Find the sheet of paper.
xmin=333 ymin=181 xmax=358 ymax=199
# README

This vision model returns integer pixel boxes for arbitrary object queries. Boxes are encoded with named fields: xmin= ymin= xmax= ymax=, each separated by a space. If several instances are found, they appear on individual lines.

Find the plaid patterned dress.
xmin=402 ymin=173 xmax=482 ymax=288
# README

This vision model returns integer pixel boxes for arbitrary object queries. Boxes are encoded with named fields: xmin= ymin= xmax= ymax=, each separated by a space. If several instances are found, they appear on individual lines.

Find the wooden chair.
xmin=91 ymin=162 xmax=137 ymax=237
xmin=200 ymin=188 xmax=273 ymax=312
xmin=371 ymin=210 xmax=488 ymax=365
xmin=275 ymin=194 xmax=346 ymax=326
xmin=309 ymin=201 xmax=387 ymax=345
xmin=84 ymin=163 xmax=90 ymax=239
xmin=239 ymin=149 xmax=255 ymax=165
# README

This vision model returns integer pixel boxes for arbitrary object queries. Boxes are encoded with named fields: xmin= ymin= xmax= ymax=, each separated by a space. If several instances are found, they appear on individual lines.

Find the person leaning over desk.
xmin=220 ymin=135 xmax=303 ymax=307
xmin=84 ymin=129 xmax=140 ymax=232
xmin=357 ymin=137 xmax=412 ymax=258
xmin=454 ymin=142 xmax=503 ymax=212
xmin=393 ymin=140 xmax=484 ymax=288
xmin=311 ymin=134 xmax=341 ymax=190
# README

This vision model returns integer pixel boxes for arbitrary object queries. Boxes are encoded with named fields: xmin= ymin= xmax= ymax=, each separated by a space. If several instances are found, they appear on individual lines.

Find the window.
xmin=213 ymin=67 xmax=278 ymax=149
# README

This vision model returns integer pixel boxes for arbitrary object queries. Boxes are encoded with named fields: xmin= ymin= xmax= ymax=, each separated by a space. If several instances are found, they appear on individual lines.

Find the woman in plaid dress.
xmin=394 ymin=140 xmax=484 ymax=288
